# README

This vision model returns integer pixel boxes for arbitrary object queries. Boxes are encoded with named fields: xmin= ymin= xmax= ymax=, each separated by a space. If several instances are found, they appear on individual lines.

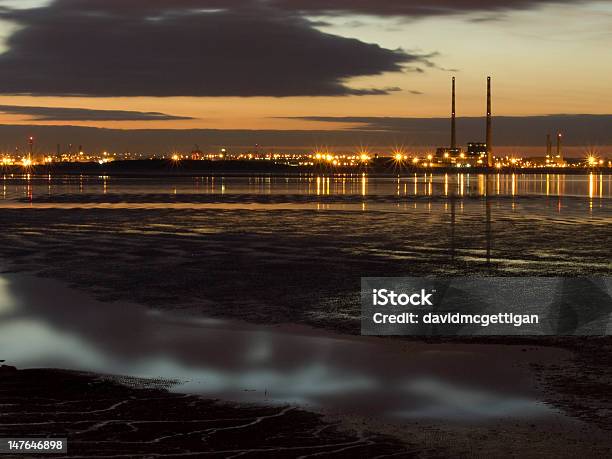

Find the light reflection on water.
xmin=0 ymin=173 xmax=610 ymax=201
xmin=0 ymin=274 xmax=563 ymax=423
xmin=0 ymin=174 xmax=607 ymax=422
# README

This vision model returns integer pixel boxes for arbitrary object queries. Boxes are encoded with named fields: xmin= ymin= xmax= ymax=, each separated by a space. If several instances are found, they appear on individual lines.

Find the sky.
xmin=0 ymin=0 xmax=611 ymax=153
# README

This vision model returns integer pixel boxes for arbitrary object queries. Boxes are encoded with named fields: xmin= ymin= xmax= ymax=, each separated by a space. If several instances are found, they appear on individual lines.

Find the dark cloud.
xmin=0 ymin=0 xmax=595 ymax=98
xmin=285 ymin=115 xmax=612 ymax=145
xmin=0 ymin=115 xmax=610 ymax=156
xmin=0 ymin=0 xmax=430 ymax=97
xmin=468 ymin=15 xmax=506 ymax=23
xmin=0 ymin=105 xmax=193 ymax=121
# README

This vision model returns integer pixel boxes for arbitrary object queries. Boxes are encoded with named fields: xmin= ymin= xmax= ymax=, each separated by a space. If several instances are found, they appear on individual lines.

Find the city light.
xmin=0 ymin=146 xmax=607 ymax=170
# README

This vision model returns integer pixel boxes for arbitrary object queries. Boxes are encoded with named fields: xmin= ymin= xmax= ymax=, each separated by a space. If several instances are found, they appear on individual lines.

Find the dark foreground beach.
xmin=1 ymin=173 xmax=611 ymax=457
xmin=2 ymin=364 xmax=612 ymax=458
xmin=0 ymin=366 xmax=409 ymax=458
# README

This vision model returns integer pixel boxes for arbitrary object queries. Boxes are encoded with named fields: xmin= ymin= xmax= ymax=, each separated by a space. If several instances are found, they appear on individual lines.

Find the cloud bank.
xmin=0 ymin=0 xmax=424 ymax=97
xmin=0 ymin=115 xmax=610 ymax=156
xmin=0 ymin=0 xmax=591 ymax=97
xmin=286 ymin=114 xmax=612 ymax=145
xmin=0 ymin=105 xmax=193 ymax=121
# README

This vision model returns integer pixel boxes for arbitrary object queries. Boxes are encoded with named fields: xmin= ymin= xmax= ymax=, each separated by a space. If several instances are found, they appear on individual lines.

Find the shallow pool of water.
xmin=0 ymin=273 xmax=566 ymax=423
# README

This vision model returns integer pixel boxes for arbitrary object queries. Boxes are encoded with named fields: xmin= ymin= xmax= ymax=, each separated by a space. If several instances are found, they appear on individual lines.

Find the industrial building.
xmin=545 ymin=132 xmax=566 ymax=166
xmin=435 ymin=76 xmax=493 ymax=167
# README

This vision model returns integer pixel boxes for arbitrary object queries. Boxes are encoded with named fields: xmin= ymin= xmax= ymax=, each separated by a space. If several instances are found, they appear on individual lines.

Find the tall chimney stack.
xmin=546 ymin=134 xmax=552 ymax=157
xmin=28 ymin=136 xmax=34 ymax=162
xmin=451 ymin=77 xmax=456 ymax=151
xmin=486 ymin=76 xmax=493 ymax=167
xmin=556 ymin=132 xmax=562 ymax=159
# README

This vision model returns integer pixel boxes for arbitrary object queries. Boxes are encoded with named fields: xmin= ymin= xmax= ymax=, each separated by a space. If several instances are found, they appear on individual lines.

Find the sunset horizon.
xmin=0 ymin=0 xmax=610 ymax=154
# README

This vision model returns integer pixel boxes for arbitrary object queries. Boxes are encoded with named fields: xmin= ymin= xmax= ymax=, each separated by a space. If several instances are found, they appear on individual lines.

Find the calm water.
xmin=0 ymin=273 xmax=565 ymax=423
xmin=1 ymin=173 xmax=611 ymax=201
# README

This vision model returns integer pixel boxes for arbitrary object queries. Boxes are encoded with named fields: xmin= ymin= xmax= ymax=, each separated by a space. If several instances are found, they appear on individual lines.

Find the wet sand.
xmin=0 ymin=366 xmax=409 ymax=458
xmin=1 ymin=176 xmax=611 ymax=456
xmin=3 ymin=365 xmax=612 ymax=458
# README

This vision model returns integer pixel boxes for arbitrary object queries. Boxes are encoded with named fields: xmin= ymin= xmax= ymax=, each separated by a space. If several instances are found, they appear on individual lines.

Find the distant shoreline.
xmin=2 ymin=159 xmax=610 ymax=177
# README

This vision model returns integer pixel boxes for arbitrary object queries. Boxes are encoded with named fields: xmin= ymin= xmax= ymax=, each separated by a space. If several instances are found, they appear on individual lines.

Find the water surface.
xmin=1 ymin=173 xmax=610 ymax=202
xmin=0 ymin=273 xmax=566 ymax=424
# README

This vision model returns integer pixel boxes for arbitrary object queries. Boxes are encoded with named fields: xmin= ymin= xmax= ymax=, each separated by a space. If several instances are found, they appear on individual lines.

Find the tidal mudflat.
xmin=0 ymin=366 xmax=410 ymax=458
xmin=2 ymin=273 xmax=612 ymax=458
xmin=1 ymin=173 xmax=611 ymax=457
